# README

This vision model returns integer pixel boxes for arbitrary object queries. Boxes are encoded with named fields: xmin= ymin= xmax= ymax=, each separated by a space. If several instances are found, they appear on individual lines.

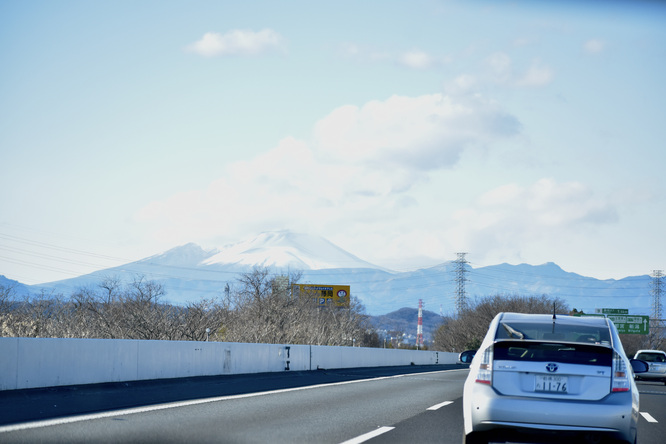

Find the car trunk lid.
xmin=491 ymin=340 xmax=613 ymax=401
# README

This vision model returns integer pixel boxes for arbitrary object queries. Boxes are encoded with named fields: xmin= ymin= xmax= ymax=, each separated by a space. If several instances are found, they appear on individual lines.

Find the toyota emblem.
xmin=546 ymin=363 xmax=558 ymax=373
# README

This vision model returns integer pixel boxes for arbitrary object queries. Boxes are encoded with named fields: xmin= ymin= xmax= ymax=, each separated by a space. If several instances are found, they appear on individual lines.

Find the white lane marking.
xmin=427 ymin=400 xmax=453 ymax=410
xmin=0 ymin=368 xmax=463 ymax=434
xmin=640 ymin=412 xmax=658 ymax=423
xmin=339 ymin=426 xmax=395 ymax=444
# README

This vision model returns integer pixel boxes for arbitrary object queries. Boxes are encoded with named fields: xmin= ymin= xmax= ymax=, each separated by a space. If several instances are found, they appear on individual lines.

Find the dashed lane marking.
xmin=0 ymin=368 xmax=464 ymax=434
xmin=339 ymin=426 xmax=395 ymax=444
xmin=640 ymin=412 xmax=658 ymax=423
xmin=427 ymin=401 xmax=454 ymax=410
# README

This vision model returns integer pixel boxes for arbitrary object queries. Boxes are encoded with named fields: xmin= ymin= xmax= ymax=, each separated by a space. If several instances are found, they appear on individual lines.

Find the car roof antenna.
xmin=552 ymin=303 xmax=557 ymax=334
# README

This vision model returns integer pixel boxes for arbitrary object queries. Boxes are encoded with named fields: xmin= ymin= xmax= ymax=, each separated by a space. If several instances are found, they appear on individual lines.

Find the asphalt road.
xmin=0 ymin=366 xmax=664 ymax=443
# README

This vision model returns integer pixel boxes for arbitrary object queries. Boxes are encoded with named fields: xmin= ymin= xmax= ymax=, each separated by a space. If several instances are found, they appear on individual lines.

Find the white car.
xmin=462 ymin=312 xmax=648 ymax=444
xmin=633 ymin=349 xmax=666 ymax=384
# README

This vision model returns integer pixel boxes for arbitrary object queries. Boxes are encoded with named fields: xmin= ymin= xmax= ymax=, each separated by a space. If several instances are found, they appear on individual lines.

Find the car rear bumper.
xmin=635 ymin=370 xmax=666 ymax=382
xmin=636 ymin=375 xmax=666 ymax=382
xmin=468 ymin=384 xmax=637 ymax=442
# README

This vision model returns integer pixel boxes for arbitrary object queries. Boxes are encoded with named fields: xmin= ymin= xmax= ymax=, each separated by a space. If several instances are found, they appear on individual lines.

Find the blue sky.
xmin=1 ymin=0 xmax=665 ymax=284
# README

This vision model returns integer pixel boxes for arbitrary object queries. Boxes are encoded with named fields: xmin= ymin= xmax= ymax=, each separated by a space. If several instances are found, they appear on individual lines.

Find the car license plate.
xmin=535 ymin=375 xmax=568 ymax=393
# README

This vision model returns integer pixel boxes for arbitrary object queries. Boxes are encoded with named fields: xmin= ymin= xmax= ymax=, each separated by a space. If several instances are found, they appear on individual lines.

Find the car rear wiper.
xmin=501 ymin=322 xmax=525 ymax=339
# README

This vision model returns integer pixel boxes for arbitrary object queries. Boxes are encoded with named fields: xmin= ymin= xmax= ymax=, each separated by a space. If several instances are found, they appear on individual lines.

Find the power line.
xmin=0 ymin=233 xmax=125 ymax=262
xmin=1 ymin=231 xmax=660 ymax=315
xmin=2 ymin=229 xmax=655 ymax=291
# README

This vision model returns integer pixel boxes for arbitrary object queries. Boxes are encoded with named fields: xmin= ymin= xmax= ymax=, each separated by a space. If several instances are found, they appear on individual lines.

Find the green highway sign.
xmin=577 ymin=312 xmax=650 ymax=334
xmin=596 ymin=308 xmax=629 ymax=315
xmin=607 ymin=315 xmax=649 ymax=335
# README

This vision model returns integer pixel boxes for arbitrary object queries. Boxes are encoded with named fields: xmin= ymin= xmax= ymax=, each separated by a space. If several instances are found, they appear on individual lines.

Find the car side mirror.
xmin=630 ymin=359 xmax=649 ymax=374
xmin=459 ymin=350 xmax=476 ymax=364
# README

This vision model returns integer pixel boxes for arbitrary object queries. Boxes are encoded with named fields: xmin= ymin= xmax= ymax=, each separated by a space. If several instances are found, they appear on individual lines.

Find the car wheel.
xmin=463 ymin=431 xmax=489 ymax=444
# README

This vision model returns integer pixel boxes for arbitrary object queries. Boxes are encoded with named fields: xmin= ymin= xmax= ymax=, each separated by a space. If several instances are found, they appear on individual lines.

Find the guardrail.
xmin=0 ymin=337 xmax=458 ymax=391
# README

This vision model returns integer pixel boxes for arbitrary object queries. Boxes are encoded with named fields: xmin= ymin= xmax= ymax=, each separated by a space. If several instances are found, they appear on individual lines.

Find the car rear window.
xmin=494 ymin=321 xmax=611 ymax=344
xmin=494 ymin=341 xmax=612 ymax=366
xmin=636 ymin=352 xmax=666 ymax=362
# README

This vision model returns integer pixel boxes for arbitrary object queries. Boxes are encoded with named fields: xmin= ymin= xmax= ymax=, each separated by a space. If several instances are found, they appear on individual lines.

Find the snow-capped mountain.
xmin=202 ymin=231 xmax=385 ymax=271
xmin=26 ymin=232 xmax=392 ymax=308
xmin=21 ymin=231 xmax=653 ymax=316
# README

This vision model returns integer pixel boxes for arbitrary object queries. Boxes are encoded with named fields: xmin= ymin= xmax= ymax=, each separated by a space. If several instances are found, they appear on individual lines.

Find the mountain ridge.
xmin=10 ymin=231 xmax=653 ymax=316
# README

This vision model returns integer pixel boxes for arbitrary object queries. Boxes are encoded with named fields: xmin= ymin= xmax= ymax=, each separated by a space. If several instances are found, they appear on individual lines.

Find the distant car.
xmin=462 ymin=312 xmax=649 ymax=444
xmin=633 ymin=349 xmax=666 ymax=384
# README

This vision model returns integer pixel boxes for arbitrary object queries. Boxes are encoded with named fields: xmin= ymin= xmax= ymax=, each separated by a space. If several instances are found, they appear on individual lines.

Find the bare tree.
xmin=0 ymin=283 xmax=16 ymax=313
xmin=2 ymin=270 xmax=376 ymax=346
xmin=0 ymin=286 xmax=75 ymax=338
xmin=71 ymin=277 xmax=127 ymax=339
xmin=178 ymin=298 xmax=227 ymax=341
xmin=433 ymin=294 xmax=569 ymax=352
xmin=119 ymin=277 xmax=171 ymax=340
xmin=0 ymin=283 xmax=35 ymax=337
xmin=220 ymin=267 xmax=373 ymax=346
xmin=70 ymin=276 xmax=174 ymax=340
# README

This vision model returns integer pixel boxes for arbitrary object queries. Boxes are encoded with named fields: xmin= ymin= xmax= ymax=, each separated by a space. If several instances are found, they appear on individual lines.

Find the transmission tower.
xmin=454 ymin=252 xmax=469 ymax=315
xmin=651 ymin=270 xmax=664 ymax=332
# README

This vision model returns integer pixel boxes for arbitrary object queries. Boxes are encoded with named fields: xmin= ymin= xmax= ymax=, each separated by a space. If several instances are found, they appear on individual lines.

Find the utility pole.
xmin=454 ymin=252 xmax=469 ymax=315
xmin=416 ymin=299 xmax=423 ymax=350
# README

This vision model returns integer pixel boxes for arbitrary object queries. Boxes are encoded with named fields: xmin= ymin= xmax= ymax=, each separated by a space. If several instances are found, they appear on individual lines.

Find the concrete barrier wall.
xmin=310 ymin=345 xmax=445 ymax=369
xmin=0 ymin=337 xmax=458 ymax=391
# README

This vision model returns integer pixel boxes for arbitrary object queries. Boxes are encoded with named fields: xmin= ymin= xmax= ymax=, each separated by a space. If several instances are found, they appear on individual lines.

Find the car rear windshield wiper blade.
xmin=501 ymin=322 xmax=525 ymax=339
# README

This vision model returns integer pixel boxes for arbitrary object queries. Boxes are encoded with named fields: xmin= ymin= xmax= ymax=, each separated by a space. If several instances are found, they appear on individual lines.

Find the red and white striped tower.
xmin=417 ymin=299 xmax=423 ymax=349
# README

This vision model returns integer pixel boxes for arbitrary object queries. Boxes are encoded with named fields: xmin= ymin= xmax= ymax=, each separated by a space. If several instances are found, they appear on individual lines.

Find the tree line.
xmin=2 ymin=272 xmax=654 ymax=355
xmin=432 ymin=294 xmax=569 ymax=352
xmin=431 ymin=294 xmax=655 ymax=357
xmin=0 ymin=267 xmax=378 ymax=347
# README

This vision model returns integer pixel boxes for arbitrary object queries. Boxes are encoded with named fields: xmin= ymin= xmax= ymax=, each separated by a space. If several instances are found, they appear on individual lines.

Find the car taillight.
xmin=475 ymin=346 xmax=493 ymax=384
xmin=611 ymin=352 xmax=630 ymax=392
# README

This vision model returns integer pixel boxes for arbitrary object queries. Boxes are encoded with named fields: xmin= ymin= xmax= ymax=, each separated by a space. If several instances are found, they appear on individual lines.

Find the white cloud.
xmin=136 ymin=148 xmax=620 ymax=276
xmin=339 ymin=42 xmax=389 ymax=62
xmin=447 ymin=178 xmax=619 ymax=261
xmin=341 ymin=44 xmax=441 ymax=70
xmin=487 ymin=52 xmax=513 ymax=83
xmin=136 ymin=137 xmax=317 ymax=243
xmin=485 ymin=52 xmax=553 ymax=87
xmin=398 ymin=50 xmax=434 ymax=69
xmin=516 ymin=59 xmax=554 ymax=86
xmin=341 ymin=42 xmax=362 ymax=57
xmin=445 ymin=74 xmax=478 ymax=95
xmin=137 ymin=93 xmax=522 ymax=252
xmin=186 ymin=29 xmax=285 ymax=57
xmin=513 ymin=37 xmax=531 ymax=47
xmin=312 ymin=93 xmax=521 ymax=171
xmin=583 ymin=39 xmax=605 ymax=54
